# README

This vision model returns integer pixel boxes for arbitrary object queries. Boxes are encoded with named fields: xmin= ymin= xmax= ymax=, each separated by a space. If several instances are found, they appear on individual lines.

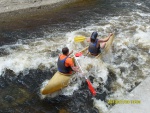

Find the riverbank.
xmin=0 ymin=0 xmax=77 ymax=14
xmin=0 ymin=0 xmax=77 ymax=24
xmin=0 ymin=0 xmax=79 ymax=30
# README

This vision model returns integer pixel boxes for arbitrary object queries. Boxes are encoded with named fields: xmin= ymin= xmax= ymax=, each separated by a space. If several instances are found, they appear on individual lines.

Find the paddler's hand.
xmin=109 ymin=33 xmax=113 ymax=37
xmin=72 ymin=66 xmax=79 ymax=72
xmin=107 ymin=33 xmax=113 ymax=40
xmin=76 ymin=66 xmax=80 ymax=72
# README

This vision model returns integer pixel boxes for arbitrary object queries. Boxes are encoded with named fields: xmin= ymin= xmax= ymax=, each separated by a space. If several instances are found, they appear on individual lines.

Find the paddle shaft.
xmin=74 ymin=56 xmax=84 ymax=75
xmin=74 ymin=55 xmax=96 ymax=96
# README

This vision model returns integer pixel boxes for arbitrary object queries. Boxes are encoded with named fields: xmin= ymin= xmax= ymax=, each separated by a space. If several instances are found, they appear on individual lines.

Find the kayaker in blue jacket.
xmin=87 ymin=32 xmax=113 ymax=56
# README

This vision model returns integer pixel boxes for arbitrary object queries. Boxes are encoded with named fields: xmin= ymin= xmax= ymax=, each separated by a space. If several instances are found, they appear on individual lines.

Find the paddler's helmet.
xmin=91 ymin=32 xmax=98 ymax=39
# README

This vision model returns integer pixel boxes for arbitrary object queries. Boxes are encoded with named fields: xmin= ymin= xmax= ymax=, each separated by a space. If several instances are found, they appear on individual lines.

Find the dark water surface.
xmin=0 ymin=0 xmax=150 ymax=113
xmin=0 ymin=0 xmax=99 ymax=46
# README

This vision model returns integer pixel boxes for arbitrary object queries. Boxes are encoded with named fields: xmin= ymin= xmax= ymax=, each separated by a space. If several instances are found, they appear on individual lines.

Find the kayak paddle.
xmin=74 ymin=54 xmax=96 ymax=96
xmin=74 ymin=36 xmax=86 ymax=42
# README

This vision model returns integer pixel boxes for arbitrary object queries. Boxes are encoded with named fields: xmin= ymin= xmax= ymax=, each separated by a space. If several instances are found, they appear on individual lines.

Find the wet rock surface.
xmin=0 ymin=68 xmax=54 ymax=112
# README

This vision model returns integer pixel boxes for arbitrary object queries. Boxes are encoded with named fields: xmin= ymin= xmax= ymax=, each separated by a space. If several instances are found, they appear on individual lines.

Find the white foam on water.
xmin=76 ymin=56 xmax=109 ymax=84
xmin=135 ymin=3 xmax=142 ymax=6
xmin=134 ymin=29 xmax=150 ymax=50
xmin=0 ymin=37 xmax=67 ymax=76
xmin=0 ymin=50 xmax=56 ymax=75
xmin=109 ymin=88 xmax=126 ymax=100
xmin=135 ymin=11 xmax=150 ymax=17
xmin=93 ymin=98 xmax=108 ymax=113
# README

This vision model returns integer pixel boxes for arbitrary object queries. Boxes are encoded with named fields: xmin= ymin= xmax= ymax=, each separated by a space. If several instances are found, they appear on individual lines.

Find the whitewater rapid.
xmin=0 ymin=0 xmax=150 ymax=112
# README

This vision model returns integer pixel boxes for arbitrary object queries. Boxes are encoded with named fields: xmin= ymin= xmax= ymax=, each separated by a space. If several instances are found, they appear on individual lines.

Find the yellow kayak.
xmin=41 ymin=71 xmax=72 ymax=95
xmin=41 ymin=34 xmax=114 ymax=95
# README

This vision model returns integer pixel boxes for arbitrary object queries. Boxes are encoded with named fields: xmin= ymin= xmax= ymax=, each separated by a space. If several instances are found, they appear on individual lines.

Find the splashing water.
xmin=0 ymin=0 xmax=150 ymax=112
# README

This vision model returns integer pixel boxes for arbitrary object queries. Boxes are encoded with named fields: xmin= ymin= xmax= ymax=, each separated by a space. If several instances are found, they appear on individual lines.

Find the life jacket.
xmin=88 ymin=39 xmax=100 ymax=55
xmin=57 ymin=55 xmax=72 ymax=74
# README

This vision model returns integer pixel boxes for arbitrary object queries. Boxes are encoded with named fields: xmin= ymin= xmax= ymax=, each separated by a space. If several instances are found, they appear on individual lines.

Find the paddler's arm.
xmin=71 ymin=57 xmax=80 ymax=72
xmin=66 ymin=57 xmax=80 ymax=72
xmin=98 ymin=33 xmax=113 ymax=43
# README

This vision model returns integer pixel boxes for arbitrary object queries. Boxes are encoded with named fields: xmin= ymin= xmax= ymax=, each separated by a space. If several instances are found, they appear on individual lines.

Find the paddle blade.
xmin=74 ymin=36 xmax=86 ymax=42
xmin=86 ymin=79 xmax=96 ymax=96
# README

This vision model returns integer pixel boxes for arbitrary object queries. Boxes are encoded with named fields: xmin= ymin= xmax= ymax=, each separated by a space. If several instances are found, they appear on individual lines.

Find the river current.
xmin=0 ymin=0 xmax=150 ymax=113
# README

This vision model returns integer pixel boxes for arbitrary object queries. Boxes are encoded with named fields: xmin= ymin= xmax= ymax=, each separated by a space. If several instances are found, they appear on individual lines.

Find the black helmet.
xmin=91 ymin=32 xmax=98 ymax=39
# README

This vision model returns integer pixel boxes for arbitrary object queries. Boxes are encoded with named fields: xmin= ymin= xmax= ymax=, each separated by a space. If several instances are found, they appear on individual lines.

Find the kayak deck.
xmin=41 ymin=71 xmax=72 ymax=95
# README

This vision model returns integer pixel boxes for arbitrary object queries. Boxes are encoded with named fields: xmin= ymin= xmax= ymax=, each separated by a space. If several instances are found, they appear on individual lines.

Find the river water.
xmin=0 ymin=0 xmax=150 ymax=113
